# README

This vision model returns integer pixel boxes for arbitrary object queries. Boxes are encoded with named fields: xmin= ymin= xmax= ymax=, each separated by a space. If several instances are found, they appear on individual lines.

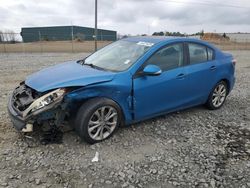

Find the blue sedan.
xmin=8 ymin=37 xmax=235 ymax=143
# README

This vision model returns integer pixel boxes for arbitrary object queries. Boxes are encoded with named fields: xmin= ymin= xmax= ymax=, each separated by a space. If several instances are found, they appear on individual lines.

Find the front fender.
xmin=64 ymin=82 xmax=133 ymax=124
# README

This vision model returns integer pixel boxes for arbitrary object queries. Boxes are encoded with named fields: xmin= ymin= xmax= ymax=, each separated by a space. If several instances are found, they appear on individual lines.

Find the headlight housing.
xmin=23 ymin=88 xmax=66 ymax=117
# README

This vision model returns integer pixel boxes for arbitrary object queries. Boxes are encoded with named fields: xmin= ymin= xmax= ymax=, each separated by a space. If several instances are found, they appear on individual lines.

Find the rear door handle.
xmin=176 ymin=73 xmax=185 ymax=79
xmin=210 ymin=66 xmax=216 ymax=70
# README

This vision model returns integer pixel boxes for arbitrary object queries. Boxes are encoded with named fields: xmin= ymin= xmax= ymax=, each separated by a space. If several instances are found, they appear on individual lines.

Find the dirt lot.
xmin=0 ymin=41 xmax=112 ymax=53
xmin=0 ymin=51 xmax=250 ymax=188
xmin=0 ymin=40 xmax=250 ymax=53
xmin=0 ymin=40 xmax=249 ymax=53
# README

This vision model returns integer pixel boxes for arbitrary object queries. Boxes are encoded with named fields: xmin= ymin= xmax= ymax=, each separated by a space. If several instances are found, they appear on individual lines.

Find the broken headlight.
xmin=23 ymin=88 xmax=66 ymax=117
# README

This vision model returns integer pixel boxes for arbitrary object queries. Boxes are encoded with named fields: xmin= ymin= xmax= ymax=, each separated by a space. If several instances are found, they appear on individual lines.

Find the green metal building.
xmin=21 ymin=26 xmax=117 ymax=42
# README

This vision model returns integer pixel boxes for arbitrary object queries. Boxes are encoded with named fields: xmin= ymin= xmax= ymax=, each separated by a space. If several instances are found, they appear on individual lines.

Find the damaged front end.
xmin=8 ymin=82 xmax=68 ymax=132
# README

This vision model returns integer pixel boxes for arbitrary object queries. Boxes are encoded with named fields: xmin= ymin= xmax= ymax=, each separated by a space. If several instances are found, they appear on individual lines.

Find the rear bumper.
xmin=7 ymin=95 xmax=26 ymax=131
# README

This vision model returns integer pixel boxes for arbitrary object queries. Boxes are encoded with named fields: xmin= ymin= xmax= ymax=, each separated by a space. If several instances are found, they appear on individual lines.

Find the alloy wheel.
xmin=212 ymin=83 xmax=227 ymax=108
xmin=88 ymin=106 xmax=118 ymax=141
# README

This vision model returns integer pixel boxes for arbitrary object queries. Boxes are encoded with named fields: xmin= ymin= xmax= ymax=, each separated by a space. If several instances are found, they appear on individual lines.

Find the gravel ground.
xmin=0 ymin=51 xmax=249 ymax=188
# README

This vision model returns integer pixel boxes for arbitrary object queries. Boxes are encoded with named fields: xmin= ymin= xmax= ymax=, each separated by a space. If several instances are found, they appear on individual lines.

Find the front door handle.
xmin=176 ymin=73 xmax=185 ymax=79
xmin=210 ymin=66 xmax=217 ymax=70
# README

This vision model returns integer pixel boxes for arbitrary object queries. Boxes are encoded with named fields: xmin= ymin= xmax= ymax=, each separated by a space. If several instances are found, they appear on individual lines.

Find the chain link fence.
xmin=209 ymin=38 xmax=250 ymax=50
xmin=0 ymin=32 xmax=250 ymax=53
xmin=0 ymin=32 xmax=114 ymax=53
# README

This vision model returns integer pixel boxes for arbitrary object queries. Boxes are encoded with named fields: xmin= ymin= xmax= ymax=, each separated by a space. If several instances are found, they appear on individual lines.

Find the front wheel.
xmin=75 ymin=98 xmax=122 ymax=144
xmin=206 ymin=81 xmax=228 ymax=110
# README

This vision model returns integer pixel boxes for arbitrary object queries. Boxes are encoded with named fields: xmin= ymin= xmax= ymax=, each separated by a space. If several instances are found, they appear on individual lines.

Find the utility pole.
xmin=39 ymin=31 xmax=42 ymax=53
xmin=94 ymin=0 xmax=98 ymax=51
xmin=71 ymin=22 xmax=74 ymax=53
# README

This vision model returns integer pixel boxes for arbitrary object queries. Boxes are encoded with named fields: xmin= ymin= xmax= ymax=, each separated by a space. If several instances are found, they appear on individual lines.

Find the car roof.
xmin=122 ymin=36 xmax=214 ymax=47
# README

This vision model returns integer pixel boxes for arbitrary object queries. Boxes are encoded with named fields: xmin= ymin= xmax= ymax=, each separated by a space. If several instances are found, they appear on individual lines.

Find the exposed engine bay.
xmin=8 ymin=82 xmax=68 ymax=132
xmin=12 ymin=82 xmax=40 ymax=113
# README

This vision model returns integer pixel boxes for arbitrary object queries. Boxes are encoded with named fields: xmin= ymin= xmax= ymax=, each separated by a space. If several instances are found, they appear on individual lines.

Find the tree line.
xmin=0 ymin=30 xmax=17 ymax=43
xmin=151 ymin=30 xmax=206 ymax=37
xmin=152 ymin=31 xmax=186 ymax=37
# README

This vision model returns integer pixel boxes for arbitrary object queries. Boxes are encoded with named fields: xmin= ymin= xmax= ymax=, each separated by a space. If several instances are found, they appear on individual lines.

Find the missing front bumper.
xmin=8 ymin=96 xmax=27 ymax=131
xmin=8 ymin=93 xmax=67 ymax=132
xmin=8 ymin=83 xmax=69 ymax=133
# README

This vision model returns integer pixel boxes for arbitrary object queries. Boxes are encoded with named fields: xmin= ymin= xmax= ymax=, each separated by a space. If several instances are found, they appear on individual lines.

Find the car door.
xmin=183 ymin=42 xmax=217 ymax=106
xmin=133 ymin=43 xmax=188 ymax=120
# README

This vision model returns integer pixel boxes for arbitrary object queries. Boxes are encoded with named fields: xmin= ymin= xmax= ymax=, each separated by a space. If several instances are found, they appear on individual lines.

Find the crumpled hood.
xmin=25 ymin=61 xmax=115 ymax=92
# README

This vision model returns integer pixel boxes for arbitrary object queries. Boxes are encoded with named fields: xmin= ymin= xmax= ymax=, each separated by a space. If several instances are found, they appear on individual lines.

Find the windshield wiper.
xmin=77 ymin=59 xmax=106 ymax=71
xmin=84 ymin=63 xmax=105 ymax=71
xmin=84 ymin=63 xmax=97 ymax=68
xmin=83 ymin=63 xmax=96 ymax=68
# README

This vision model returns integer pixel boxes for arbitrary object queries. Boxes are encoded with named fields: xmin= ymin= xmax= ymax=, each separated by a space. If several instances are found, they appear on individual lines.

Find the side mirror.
xmin=143 ymin=64 xmax=162 ymax=76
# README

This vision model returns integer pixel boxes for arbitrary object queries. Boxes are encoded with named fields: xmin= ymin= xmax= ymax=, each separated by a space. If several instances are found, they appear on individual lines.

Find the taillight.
xmin=232 ymin=59 xmax=236 ymax=66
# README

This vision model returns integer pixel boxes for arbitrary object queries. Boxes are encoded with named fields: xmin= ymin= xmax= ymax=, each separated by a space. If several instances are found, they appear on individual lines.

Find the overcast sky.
xmin=0 ymin=0 xmax=250 ymax=35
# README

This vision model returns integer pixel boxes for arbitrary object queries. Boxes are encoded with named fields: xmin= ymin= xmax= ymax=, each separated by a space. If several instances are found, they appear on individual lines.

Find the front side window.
xmin=188 ymin=43 xmax=208 ymax=64
xmin=83 ymin=40 xmax=152 ymax=71
xmin=145 ymin=43 xmax=184 ymax=72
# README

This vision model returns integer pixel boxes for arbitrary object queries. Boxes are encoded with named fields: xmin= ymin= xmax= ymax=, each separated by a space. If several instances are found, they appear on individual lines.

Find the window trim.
xmin=206 ymin=47 xmax=215 ymax=61
xmin=134 ymin=42 xmax=186 ymax=78
xmin=186 ymin=42 xmax=215 ymax=65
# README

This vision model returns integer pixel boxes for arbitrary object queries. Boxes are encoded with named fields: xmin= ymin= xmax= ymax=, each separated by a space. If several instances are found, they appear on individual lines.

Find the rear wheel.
xmin=206 ymin=81 xmax=228 ymax=110
xmin=75 ymin=98 xmax=122 ymax=144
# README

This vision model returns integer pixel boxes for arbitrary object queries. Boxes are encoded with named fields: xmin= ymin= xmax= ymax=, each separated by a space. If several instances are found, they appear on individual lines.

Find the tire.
xmin=75 ymin=98 xmax=123 ymax=144
xmin=206 ymin=81 xmax=228 ymax=110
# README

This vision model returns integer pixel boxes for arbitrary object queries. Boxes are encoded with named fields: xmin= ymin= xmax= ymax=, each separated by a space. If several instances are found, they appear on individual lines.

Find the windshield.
xmin=84 ymin=40 xmax=153 ymax=71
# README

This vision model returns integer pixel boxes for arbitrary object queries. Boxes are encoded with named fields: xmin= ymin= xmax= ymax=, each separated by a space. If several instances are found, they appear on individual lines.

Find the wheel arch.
xmin=65 ymin=81 xmax=133 ymax=125
xmin=220 ymin=78 xmax=230 ymax=95
xmin=88 ymin=96 xmax=126 ymax=126
xmin=71 ymin=96 xmax=126 ymax=127
xmin=206 ymin=78 xmax=230 ymax=104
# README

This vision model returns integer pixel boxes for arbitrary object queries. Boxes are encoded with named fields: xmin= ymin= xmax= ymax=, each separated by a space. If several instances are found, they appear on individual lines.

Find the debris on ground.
xmin=91 ymin=151 xmax=99 ymax=162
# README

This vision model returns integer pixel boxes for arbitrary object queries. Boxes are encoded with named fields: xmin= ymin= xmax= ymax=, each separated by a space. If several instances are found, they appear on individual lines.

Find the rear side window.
xmin=188 ymin=43 xmax=207 ymax=64
xmin=207 ymin=48 xmax=214 ymax=61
